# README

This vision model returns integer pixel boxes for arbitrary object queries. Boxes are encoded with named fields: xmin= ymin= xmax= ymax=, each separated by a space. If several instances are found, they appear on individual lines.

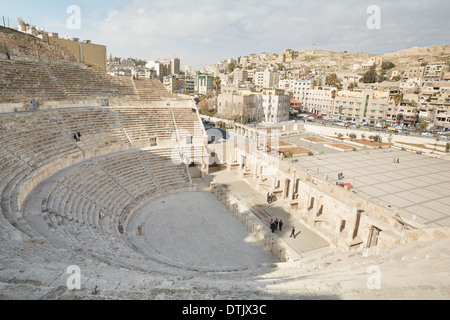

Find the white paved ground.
xmin=283 ymin=135 xmax=450 ymax=228
xmin=209 ymin=170 xmax=331 ymax=255
xmin=127 ymin=191 xmax=278 ymax=271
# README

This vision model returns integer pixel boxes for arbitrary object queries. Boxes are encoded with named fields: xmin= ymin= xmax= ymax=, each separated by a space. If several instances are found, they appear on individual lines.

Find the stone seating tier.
xmin=0 ymin=56 xmax=183 ymax=102
xmin=42 ymin=149 xmax=190 ymax=236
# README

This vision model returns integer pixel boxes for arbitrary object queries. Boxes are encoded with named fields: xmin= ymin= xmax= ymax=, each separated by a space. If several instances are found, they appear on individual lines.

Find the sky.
xmin=1 ymin=0 xmax=449 ymax=71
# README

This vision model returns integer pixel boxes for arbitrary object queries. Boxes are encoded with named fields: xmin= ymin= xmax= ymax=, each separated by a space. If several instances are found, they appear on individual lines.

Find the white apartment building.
xmin=305 ymin=88 xmax=394 ymax=124
xmin=146 ymin=60 xmax=171 ymax=81
xmin=399 ymin=78 xmax=422 ymax=92
xmin=304 ymin=88 xmax=334 ymax=115
xmin=255 ymin=94 xmax=290 ymax=123
xmin=217 ymin=86 xmax=290 ymax=123
xmin=278 ymin=79 xmax=314 ymax=103
xmin=254 ymin=71 xmax=280 ymax=88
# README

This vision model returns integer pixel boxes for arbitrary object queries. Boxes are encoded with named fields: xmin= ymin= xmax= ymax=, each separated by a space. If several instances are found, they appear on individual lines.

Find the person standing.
xmin=271 ymin=222 xmax=276 ymax=233
xmin=274 ymin=219 xmax=279 ymax=231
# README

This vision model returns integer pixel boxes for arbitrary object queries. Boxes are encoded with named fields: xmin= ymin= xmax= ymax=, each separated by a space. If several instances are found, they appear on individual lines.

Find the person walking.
xmin=267 ymin=192 xmax=271 ymax=204
xmin=278 ymin=220 xmax=283 ymax=231
xmin=290 ymin=227 xmax=296 ymax=238
xmin=274 ymin=219 xmax=279 ymax=230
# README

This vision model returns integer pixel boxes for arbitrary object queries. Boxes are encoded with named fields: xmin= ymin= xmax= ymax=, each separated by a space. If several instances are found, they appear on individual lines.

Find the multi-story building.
xmin=304 ymin=88 xmax=334 ymax=115
xmin=255 ymin=93 xmax=290 ymax=123
xmin=304 ymin=88 xmax=394 ymax=125
xmin=217 ymin=86 xmax=257 ymax=122
xmin=195 ymin=72 xmax=214 ymax=95
xmin=163 ymin=75 xmax=185 ymax=94
xmin=254 ymin=71 xmax=279 ymax=88
xmin=399 ymin=78 xmax=422 ymax=93
xmin=395 ymin=100 xmax=419 ymax=127
xmin=184 ymin=77 xmax=195 ymax=94
xmin=402 ymin=66 xmax=425 ymax=81
xmin=146 ymin=60 xmax=171 ymax=81
xmin=217 ymin=86 xmax=290 ymax=123
xmin=430 ymin=90 xmax=450 ymax=130
xmin=171 ymin=58 xmax=181 ymax=75
xmin=424 ymin=62 xmax=449 ymax=81
xmin=233 ymin=69 xmax=249 ymax=85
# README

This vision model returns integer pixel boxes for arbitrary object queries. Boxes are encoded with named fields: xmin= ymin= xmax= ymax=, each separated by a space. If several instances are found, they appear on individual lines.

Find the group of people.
xmin=73 ymin=132 xmax=82 ymax=142
xmin=267 ymin=192 xmax=276 ymax=204
xmin=269 ymin=218 xmax=283 ymax=233
xmin=269 ymin=218 xmax=298 ymax=238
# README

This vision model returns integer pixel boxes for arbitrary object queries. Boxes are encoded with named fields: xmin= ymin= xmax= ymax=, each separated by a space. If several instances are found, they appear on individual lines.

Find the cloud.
xmin=86 ymin=0 xmax=449 ymax=69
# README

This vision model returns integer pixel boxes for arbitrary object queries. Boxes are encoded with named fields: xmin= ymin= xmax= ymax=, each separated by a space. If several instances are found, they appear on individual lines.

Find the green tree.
xmin=348 ymin=82 xmax=359 ymax=90
xmin=362 ymin=65 xmax=377 ymax=83
xmin=381 ymin=61 xmax=395 ymax=70
xmin=418 ymin=120 xmax=429 ymax=131
xmin=213 ymin=76 xmax=221 ymax=95
xmin=227 ymin=62 xmax=236 ymax=74
xmin=394 ymin=93 xmax=404 ymax=106
xmin=326 ymin=73 xmax=342 ymax=89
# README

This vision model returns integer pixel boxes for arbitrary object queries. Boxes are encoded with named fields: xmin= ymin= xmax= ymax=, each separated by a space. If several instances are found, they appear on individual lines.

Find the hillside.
xmin=291 ymin=45 xmax=450 ymax=77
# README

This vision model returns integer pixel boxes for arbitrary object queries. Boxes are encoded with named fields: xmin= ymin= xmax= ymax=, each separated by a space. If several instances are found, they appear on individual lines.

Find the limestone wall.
xmin=48 ymin=37 xmax=107 ymax=71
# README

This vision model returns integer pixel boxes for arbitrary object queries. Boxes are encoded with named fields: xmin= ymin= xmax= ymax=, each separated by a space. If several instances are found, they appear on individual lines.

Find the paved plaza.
xmin=126 ymin=170 xmax=332 ymax=271
xmin=127 ymin=191 xmax=278 ymax=271
xmin=283 ymin=134 xmax=450 ymax=228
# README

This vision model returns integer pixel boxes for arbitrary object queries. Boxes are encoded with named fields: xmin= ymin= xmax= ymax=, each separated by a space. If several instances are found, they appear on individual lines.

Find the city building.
xmin=195 ymin=72 xmax=214 ymax=95
xmin=424 ymin=62 xmax=449 ymax=81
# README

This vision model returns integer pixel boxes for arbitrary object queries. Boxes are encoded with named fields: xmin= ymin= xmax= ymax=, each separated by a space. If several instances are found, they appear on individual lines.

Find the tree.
xmin=377 ymin=67 xmax=388 ymax=82
xmin=381 ymin=61 xmax=395 ymax=70
xmin=418 ymin=120 xmax=429 ymax=131
xmin=213 ymin=76 xmax=221 ymax=96
xmin=394 ymin=93 xmax=403 ymax=106
xmin=362 ymin=65 xmax=377 ymax=83
xmin=348 ymin=82 xmax=359 ymax=90
xmin=326 ymin=73 xmax=342 ymax=89
xmin=227 ymin=62 xmax=236 ymax=74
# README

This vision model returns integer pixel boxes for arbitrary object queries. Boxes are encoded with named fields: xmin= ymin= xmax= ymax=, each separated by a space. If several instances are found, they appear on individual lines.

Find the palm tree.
xmin=213 ymin=76 xmax=221 ymax=96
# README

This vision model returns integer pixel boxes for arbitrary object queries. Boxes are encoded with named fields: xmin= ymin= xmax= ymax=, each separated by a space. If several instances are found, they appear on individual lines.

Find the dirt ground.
xmin=330 ymin=143 xmax=355 ymax=150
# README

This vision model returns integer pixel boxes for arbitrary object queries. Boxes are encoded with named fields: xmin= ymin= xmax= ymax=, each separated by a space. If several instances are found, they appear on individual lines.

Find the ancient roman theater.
xmin=0 ymin=28 xmax=449 ymax=300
